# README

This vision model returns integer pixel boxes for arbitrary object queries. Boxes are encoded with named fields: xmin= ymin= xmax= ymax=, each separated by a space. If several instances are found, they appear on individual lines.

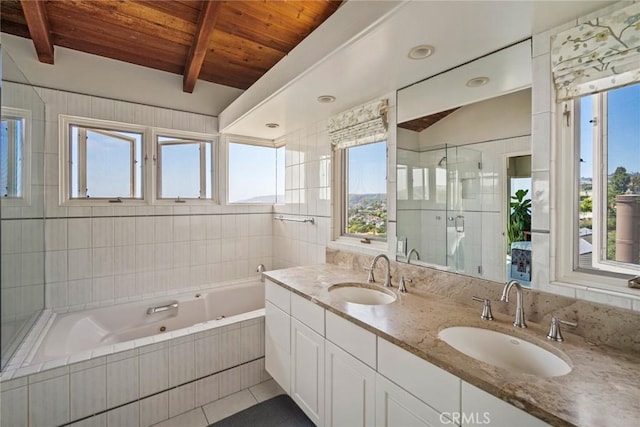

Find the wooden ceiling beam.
xmin=20 ymin=0 xmax=54 ymax=64
xmin=183 ymin=1 xmax=221 ymax=93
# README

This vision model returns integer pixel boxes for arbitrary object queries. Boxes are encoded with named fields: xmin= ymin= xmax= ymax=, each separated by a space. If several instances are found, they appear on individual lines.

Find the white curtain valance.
xmin=551 ymin=1 xmax=640 ymax=101
xmin=329 ymin=99 xmax=388 ymax=150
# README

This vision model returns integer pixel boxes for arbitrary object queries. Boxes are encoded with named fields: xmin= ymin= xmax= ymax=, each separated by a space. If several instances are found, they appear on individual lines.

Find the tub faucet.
xmin=147 ymin=302 xmax=178 ymax=315
xmin=500 ymin=280 xmax=527 ymax=328
xmin=256 ymin=264 xmax=266 ymax=283
xmin=407 ymin=248 xmax=420 ymax=264
xmin=366 ymin=254 xmax=392 ymax=287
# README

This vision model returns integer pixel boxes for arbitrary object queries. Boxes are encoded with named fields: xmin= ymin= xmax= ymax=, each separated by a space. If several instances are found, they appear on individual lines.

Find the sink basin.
xmin=438 ymin=327 xmax=571 ymax=377
xmin=328 ymin=283 xmax=396 ymax=305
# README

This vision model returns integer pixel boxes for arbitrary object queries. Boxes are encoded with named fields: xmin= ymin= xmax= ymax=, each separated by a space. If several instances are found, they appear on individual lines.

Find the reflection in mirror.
xmin=397 ymin=89 xmax=532 ymax=283
xmin=1 ymin=47 xmax=46 ymax=370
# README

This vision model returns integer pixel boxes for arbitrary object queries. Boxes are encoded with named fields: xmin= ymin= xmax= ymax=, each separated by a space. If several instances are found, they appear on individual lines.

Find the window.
xmin=1 ymin=107 xmax=30 ymax=202
xmin=343 ymin=141 xmax=387 ymax=239
xmin=576 ymin=83 xmax=640 ymax=274
xmin=69 ymin=126 xmax=143 ymax=199
xmin=60 ymin=115 xmax=218 ymax=205
xmin=156 ymin=134 xmax=214 ymax=200
xmin=227 ymin=140 xmax=284 ymax=204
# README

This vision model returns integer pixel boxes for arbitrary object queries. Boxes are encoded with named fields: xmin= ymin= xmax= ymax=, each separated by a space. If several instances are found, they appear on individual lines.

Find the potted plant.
xmin=507 ymin=189 xmax=532 ymax=247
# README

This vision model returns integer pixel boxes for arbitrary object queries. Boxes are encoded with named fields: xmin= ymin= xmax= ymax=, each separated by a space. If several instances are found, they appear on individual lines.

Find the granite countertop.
xmin=264 ymin=264 xmax=640 ymax=427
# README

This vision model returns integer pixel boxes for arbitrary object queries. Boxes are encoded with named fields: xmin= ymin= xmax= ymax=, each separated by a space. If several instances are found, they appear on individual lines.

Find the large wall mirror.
xmin=395 ymin=40 xmax=533 ymax=283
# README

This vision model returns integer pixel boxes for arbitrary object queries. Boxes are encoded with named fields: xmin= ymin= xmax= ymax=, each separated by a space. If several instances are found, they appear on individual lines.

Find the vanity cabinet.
xmin=461 ymin=382 xmax=549 ymax=427
xmin=264 ymin=279 xmax=548 ymax=427
xmin=265 ymin=279 xmax=291 ymax=394
xmin=325 ymin=340 xmax=376 ymax=426
xmin=375 ymin=373 xmax=449 ymax=427
xmin=291 ymin=318 xmax=325 ymax=425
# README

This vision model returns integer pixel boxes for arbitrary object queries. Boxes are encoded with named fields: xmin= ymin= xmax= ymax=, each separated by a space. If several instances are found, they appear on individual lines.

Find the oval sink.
xmin=438 ymin=327 xmax=571 ymax=377
xmin=328 ymin=283 xmax=396 ymax=305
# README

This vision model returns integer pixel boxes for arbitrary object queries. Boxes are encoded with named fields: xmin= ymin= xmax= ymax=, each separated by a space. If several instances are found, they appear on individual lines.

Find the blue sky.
xmin=580 ymin=84 xmax=640 ymax=177
xmin=227 ymin=143 xmax=284 ymax=202
xmin=348 ymin=141 xmax=387 ymax=194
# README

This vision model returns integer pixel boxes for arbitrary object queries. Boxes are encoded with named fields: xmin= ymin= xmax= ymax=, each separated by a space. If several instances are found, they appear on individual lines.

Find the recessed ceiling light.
xmin=408 ymin=44 xmax=434 ymax=60
xmin=265 ymin=123 xmax=279 ymax=129
xmin=317 ymin=95 xmax=336 ymax=103
xmin=466 ymin=77 xmax=490 ymax=88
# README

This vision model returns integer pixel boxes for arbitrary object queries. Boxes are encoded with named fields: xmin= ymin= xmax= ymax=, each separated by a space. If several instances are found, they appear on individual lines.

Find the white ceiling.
xmin=220 ymin=0 xmax=613 ymax=140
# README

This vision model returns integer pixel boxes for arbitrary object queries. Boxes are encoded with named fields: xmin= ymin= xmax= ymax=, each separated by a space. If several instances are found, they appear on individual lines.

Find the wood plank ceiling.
xmin=397 ymin=108 xmax=460 ymax=133
xmin=1 ymin=0 xmax=342 ymax=92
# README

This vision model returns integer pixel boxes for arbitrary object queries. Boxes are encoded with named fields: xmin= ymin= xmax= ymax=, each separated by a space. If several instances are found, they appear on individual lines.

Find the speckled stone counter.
xmin=264 ymin=264 xmax=640 ymax=427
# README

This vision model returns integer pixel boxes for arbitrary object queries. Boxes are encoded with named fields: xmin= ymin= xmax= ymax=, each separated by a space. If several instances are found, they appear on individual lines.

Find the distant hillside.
xmin=235 ymin=194 xmax=284 ymax=204
xmin=348 ymin=193 xmax=386 ymax=204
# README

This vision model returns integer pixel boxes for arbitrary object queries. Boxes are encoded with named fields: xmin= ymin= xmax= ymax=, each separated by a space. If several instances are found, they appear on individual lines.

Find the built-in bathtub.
xmin=28 ymin=280 xmax=265 ymax=366
xmin=0 ymin=280 xmax=269 ymax=427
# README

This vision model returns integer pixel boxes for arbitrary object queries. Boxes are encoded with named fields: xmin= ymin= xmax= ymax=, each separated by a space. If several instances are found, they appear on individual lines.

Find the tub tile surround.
xmin=265 ymin=254 xmax=640 ymax=426
xmin=0 ymin=315 xmax=268 ymax=427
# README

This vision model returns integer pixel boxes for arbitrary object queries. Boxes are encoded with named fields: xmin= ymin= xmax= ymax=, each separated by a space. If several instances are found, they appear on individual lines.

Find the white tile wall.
xmin=4 ymin=87 xmax=273 ymax=311
xmin=29 ymin=374 xmax=69 ymax=427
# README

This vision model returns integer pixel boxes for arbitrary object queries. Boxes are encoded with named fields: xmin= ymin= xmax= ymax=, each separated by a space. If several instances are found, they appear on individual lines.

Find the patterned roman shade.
xmin=551 ymin=1 xmax=640 ymax=101
xmin=328 ymin=99 xmax=388 ymax=150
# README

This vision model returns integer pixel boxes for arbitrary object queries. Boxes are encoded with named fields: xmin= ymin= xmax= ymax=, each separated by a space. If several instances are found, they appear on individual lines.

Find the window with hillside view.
xmin=228 ymin=142 xmax=285 ymax=204
xmin=578 ymin=82 xmax=640 ymax=273
xmin=344 ymin=141 xmax=387 ymax=239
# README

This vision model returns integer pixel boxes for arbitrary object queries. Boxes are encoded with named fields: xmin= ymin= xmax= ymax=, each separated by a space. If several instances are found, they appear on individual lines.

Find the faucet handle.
xmin=471 ymin=296 xmax=494 ymax=320
xmin=546 ymin=316 xmax=577 ymax=342
xmin=398 ymin=276 xmax=411 ymax=293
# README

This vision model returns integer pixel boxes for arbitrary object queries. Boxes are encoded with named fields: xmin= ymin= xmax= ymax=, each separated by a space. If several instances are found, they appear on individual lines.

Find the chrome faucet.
xmin=146 ymin=302 xmax=178 ymax=315
xmin=366 ymin=254 xmax=392 ymax=287
xmin=500 ymin=279 xmax=527 ymax=328
xmin=256 ymin=264 xmax=266 ymax=283
xmin=407 ymin=248 xmax=420 ymax=264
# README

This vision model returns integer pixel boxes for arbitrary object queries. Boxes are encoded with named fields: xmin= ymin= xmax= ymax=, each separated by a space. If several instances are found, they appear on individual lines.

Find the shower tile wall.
xmin=273 ymin=120 xmax=332 ymax=269
xmin=31 ymin=86 xmax=274 ymax=309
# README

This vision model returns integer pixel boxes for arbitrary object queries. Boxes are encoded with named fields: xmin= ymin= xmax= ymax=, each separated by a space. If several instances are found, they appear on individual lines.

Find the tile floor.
xmin=151 ymin=379 xmax=285 ymax=427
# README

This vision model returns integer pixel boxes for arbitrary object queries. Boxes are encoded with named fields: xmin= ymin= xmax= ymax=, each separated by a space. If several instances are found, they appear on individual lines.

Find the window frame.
xmin=59 ymin=115 xmax=220 ymax=206
xmin=1 ymin=107 xmax=31 ymax=206
xmin=153 ymin=128 xmax=216 ymax=203
xmin=59 ymin=115 xmax=147 ymax=205
xmin=224 ymin=134 xmax=284 ymax=205
xmin=554 ymin=88 xmax=640 ymax=294
xmin=338 ymin=140 xmax=389 ymax=242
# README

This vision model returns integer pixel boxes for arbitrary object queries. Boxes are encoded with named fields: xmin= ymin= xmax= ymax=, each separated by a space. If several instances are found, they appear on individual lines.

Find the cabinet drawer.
xmin=462 ymin=381 xmax=549 ymax=427
xmin=378 ymin=338 xmax=460 ymax=415
xmin=265 ymin=279 xmax=290 ymax=313
xmin=291 ymin=292 xmax=325 ymax=336
xmin=326 ymin=310 xmax=376 ymax=368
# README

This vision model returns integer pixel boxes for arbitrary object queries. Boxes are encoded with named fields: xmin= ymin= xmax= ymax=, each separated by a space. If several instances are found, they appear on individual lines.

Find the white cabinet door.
xmin=265 ymin=301 xmax=291 ymax=394
xmin=461 ymin=382 xmax=549 ymax=427
xmin=291 ymin=318 xmax=325 ymax=426
xmin=375 ymin=374 xmax=450 ymax=427
xmin=325 ymin=341 xmax=376 ymax=427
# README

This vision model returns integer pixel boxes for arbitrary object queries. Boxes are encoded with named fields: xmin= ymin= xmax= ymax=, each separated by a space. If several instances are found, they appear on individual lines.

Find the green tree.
xmin=580 ymin=197 xmax=592 ymax=213
xmin=610 ymin=166 xmax=630 ymax=195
